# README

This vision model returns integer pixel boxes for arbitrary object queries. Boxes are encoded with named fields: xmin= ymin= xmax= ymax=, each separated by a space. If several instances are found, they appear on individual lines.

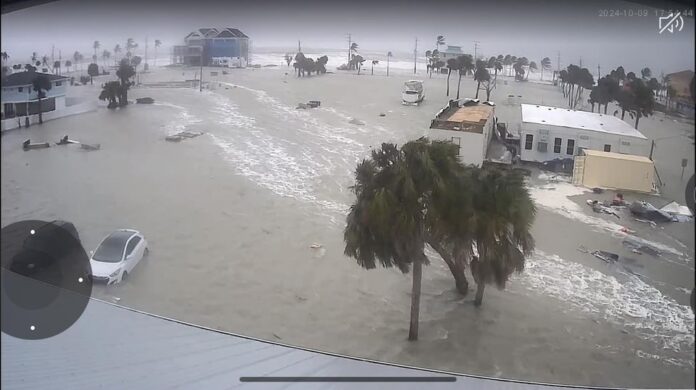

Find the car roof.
xmin=103 ymin=230 xmax=138 ymax=246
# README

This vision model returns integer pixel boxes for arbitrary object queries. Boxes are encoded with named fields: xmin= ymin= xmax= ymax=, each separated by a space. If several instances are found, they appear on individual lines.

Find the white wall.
xmin=1 ymin=99 xmax=96 ymax=132
xmin=1 ymin=80 xmax=67 ymax=104
xmin=519 ymin=123 xmax=650 ymax=163
xmin=428 ymin=128 xmax=486 ymax=166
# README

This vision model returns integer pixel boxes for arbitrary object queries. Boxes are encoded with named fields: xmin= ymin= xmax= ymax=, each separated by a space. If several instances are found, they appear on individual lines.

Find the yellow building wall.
xmin=581 ymin=155 xmax=654 ymax=193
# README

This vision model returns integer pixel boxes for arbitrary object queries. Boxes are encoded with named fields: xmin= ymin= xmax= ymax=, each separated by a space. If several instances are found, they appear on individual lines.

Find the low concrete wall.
xmin=1 ymin=101 xmax=97 ymax=132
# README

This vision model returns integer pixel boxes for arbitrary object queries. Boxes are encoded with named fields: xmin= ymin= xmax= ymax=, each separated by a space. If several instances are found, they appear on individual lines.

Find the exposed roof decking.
xmin=521 ymin=104 xmax=647 ymax=140
xmin=431 ymin=102 xmax=494 ymax=133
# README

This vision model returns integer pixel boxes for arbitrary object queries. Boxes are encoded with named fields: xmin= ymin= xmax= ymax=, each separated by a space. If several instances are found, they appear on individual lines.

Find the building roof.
xmin=431 ymin=100 xmax=494 ymax=133
xmin=0 ymin=282 xmax=575 ymax=390
xmin=443 ymin=46 xmax=463 ymax=54
xmin=521 ymin=104 xmax=647 ymax=140
xmin=223 ymin=28 xmax=249 ymax=38
xmin=2 ymin=71 xmax=68 ymax=87
xmin=582 ymin=149 xmax=653 ymax=163
xmin=666 ymin=70 xmax=694 ymax=79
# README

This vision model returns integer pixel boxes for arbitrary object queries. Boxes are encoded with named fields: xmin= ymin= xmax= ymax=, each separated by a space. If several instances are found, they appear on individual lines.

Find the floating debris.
xmin=349 ymin=118 xmax=365 ymax=125
xmin=80 ymin=143 xmax=101 ymax=151
xmin=309 ymin=243 xmax=322 ymax=249
xmin=56 ymin=135 xmax=80 ymax=145
xmin=136 ymin=97 xmax=155 ymax=104
xmin=22 ymin=139 xmax=50 ymax=150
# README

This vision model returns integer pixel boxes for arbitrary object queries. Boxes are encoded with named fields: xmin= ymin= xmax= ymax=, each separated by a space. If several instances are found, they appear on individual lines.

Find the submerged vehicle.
xmin=401 ymin=80 xmax=424 ymax=105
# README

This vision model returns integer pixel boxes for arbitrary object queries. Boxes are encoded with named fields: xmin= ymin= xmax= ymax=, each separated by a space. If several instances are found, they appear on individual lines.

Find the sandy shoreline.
xmin=1 ymin=65 xmax=694 ymax=387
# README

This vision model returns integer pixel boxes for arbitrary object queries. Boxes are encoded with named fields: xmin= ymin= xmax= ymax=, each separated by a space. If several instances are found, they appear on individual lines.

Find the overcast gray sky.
xmin=2 ymin=0 xmax=694 ymax=75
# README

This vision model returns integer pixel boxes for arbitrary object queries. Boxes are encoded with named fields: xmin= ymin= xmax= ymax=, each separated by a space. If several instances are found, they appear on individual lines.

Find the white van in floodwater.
xmin=402 ymin=80 xmax=424 ymax=105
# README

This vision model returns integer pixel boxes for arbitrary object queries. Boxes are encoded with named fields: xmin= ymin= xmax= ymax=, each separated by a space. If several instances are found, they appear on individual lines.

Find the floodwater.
xmin=1 ymin=65 xmax=694 ymax=388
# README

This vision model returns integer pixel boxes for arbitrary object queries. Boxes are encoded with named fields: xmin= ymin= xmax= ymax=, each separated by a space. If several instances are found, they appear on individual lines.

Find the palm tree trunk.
xmin=408 ymin=258 xmax=423 ymax=341
xmin=621 ymin=109 xmax=626 ymax=120
xmin=591 ymin=103 xmax=594 ymax=112
xmin=604 ymin=104 xmax=608 ymax=114
xmin=446 ymin=70 xmax=450 ymax=96
xmin=474 ymin=282 xmax=485 ymax=306
xmin=456 ymin=72 xmax=462 ymax=99
xmin=475 ymin=81 xmax=480 ymax=99
xmin=387 ymin=59 xmax=389 ymax=76
xmin=428 ymin=240 xmax=468 ymax=295
xmin=635 ymin=114 xmax=640 ymax=129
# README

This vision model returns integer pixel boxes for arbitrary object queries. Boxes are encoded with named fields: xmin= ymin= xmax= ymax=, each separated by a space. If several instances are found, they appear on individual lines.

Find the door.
xmin=124 ymin=236 xmax=142 ymax=272
xmin=572 ymin=156 xmax=585 ymax=185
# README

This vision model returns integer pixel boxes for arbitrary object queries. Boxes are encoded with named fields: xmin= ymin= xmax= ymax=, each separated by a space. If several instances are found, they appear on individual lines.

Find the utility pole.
xmin=145 ymin=36 xmax=149 ymax=69
xmin=597 ymin=64 xmax=601 ymax=80
xmin=199 ymin=48 xmax=203 ymax=92
xmin=556 ymin=51 xmax=560 ymax=73
xmin=579 ymin=57 xmax=583 ymax=68
xmin=413 ymin=37 xmax=418 ymax=74
xmin=473 ymin=41 xmax=480 ymax=61
xmin=298 ymin=40 xmax=301 ymax=53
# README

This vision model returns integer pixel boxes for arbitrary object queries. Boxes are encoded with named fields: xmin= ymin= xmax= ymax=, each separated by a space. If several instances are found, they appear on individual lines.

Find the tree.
xmin=93 ymin=40 xmax=100 ymax=60
xmin=590 ymin=77 xmax=616 ymax=113
xmin=456 ymin=54 xmax=474 ymax=99
xmin=1 ymin=51 xmax=9 ymax=64
xmin=25 ymin=64 xmax=36 ymax=72
xmin=41 ymin=55 xmax=49 ymax=68
xmin=371 ymin=60 xmax=378 ymax=75
xmin=625 ymin=79 xmax=654 ymax=128
xmin=284 ymin=53 xmax=292 ymax=67
xmin=353 ymin=55 xmax=365 ymax=75
xmin=116 ymin=58 xmax=135 ymax=106
xmin=126 ymin=38 xmax=138 ymax=58
xmin=469 ymin=168 xmax=535 ymax=306
xmin=154 ymin=40 xmax=161 ymax=67
xmin=641 ymin=67 xmax=651 ymax=80
xmin=445 ymin=58 xmax=457 ymax=96
xmin=349 ymin=42 xmax=359 ymax=69
xmin=386 ymin=51 xmax=392 ymax=76
xmin=294 ymin=52 xmax=306 ymax=76
xmin=114 ymin=44 xmax=122 ymax=63
xmin=503 ymin=54 xmax=512 ymax=76
xmin=102 ymin=50 xmax=111 ymax=70
xmin=436 ymin=35 xmax=445 ymax=52
xmin=87 ymin=63 xmax=99 ymax=84
xmin=528 ymin=61 xmax=537 ymax=80
xmin=513 ymin=57 xmax=528 ymax=81
xmin=73 ymin=51 xmax=82 ymax=73
xmin=32 ymin=74 xmax=52 ymax=124
xmin=65 ymin=60 xmax=72 ymax=73
xmin=99 ymin=81 xmax=121 ymax=109
xmin=130 ymin=55 xmax=142 ymax=70
xmin=540 ymin=57 xmax=551 ymax=80
xmin=31 ymin=52 xmax=37 ymax=64
xmin=473 ymin=60 xmax=490 ymax=99
xmin=666 ymin=85 xmax=677 ymax=111
xmin=53 ymin=60 xmax=61 ymax=75
xmin=427 ymin=49 xmax=440 ymax=78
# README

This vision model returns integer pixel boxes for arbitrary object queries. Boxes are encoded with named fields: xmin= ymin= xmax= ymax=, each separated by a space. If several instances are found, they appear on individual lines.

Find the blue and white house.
xmin=1 ymin=71 xmax=68 ymax=120
xmin=172 ymin=28 xmax=250 ymax=68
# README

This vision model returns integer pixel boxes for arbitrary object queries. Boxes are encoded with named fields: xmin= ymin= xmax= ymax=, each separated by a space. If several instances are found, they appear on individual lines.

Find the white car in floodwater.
xmin=90 ymin=229 xmax=148 ymax=285
xmin=402 ymin=80 xmax=425 ymax=105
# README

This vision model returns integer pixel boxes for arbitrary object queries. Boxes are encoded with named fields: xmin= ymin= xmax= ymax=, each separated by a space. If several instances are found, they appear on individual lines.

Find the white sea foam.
xmin=519 ymin=250 xmax=695 ymax=364
xmin=154 ymin=101 xmax=203 ymax=135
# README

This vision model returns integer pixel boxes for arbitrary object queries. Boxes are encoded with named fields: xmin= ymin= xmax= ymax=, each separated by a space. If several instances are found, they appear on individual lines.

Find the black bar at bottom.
xmin=240 ymin=376 xmax=456 ymax=382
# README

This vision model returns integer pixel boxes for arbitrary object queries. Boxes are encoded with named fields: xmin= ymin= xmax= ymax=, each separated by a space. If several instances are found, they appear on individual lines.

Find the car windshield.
xmin=92 ymin=234 xmax=129 ymax=263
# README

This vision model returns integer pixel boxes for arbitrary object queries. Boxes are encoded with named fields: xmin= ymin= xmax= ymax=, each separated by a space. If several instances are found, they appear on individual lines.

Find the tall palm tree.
xmin=154 ymin=40 xmax=161 ymax=67
xmin=126 ymin=38 xmax=138 ymax=57
xmin=93 ymin=40 xmax=100 ymax=60
xmin=503 ymin=54 xmax=512 ymax=76
xmin=540 ymin=57 xmax=551 ymax=81
xmin=53 ymin=60 xmax=61 ymax=75
xmin=102 ymin=50 xmax=111 ymax=70
xmin=32 ymin=74 xmax=52 ymax=124
xmin=116 ymin=58 xmax=135 ymax=106
xmin=641 ymin=67 xmax=651 ymax=80
xmin=469 ymin=168 xmax=535 ymax=306
xmin=31 ymin=52 xmax=38 ymax=64
xmin=456 ymin=54 xmax=473 ymax=99
xmin=371 ymin=60 xmax=379 ymax=75
xmin=436 ymin=35 xmax=445 ymax=52
xmin=41 ymin=55 xmax=49 ymax=68
xmin=386 ymin=51 xmax=392 ymax=76
xmin=446 ymin=58 xmax=457 ymax=96
xmin=1 ymin=51 xmax=9 ymax=64
xmin=528 ymin=61 xmax=537 ymax=80
xmin=114 ymin=44 xmax=122 ymax=64
xmin=65 ymin=60 xmax=72 ymax=73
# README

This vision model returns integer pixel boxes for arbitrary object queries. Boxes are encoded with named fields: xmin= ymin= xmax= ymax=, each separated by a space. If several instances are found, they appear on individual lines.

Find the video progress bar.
xmin=240 ymin=376 xmax=456 ymax=382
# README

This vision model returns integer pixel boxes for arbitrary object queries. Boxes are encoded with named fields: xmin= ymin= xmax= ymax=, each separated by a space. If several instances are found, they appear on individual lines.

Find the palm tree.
xmin=73 ymin=51 xmax=81 ymax=73
xmin=469 ymin=168 xmax=535 ymax=306
xmin=503 ymin=54 xmax=512 ymax=76
xmin=154 ymin=40 xmax=161 ymax=67
xmin=93 ymin=40 xmax=100 ymax=60
xmin=102 ymin=50 xmax=111 ymax=70
xmin=666 ymin=85 xmax=677 ymax=111
xmin=428 ymin=49 xmax=440 ymax=78
xmin=456 ymin=54 xmax=474 ymax=99
xmin=31 ymin=52 xmax=38 ymax=64
xmin=641 ymin=67 xmax=651 ymax=80
xmin=114 ymin=44 xmax=122 ymax=64
xmin=349 ymin=42 xmax=359 ymax=69
xmin=371 ymin=60 xmax=379 ymax=75
xmin=32 ymin=74 xmax=52 ymax=124
xmin=513 ymin=57 xmax=528 ymax=81
xmin=528 ymin=61 xmax=537 ymax=80
xmin=473 ymin=60 xmax=489 ymax=99
xmin=386 ymin=51 xmax=392 ymax=76
xmin=65 ymin=60 xmax=72 ymax=73
xmin=126 ymin=38 xmax=138 ymax=58
xmin=436 ymin=35 xmax=445 ymax=52
xmin=41 ymin=55 xmax=49 ymax=68
xmin=116 ymin=58 xmax=135 ymax=106
xmin=540 ymin=57 xmax=551 ymax=81
xmin=626 ymin=79 xmax=655 ymax=128
xmin=53 ymin=60 xmax=61 ymax=75
xmin=87 ymin=63 xmax=99 ymax=84
xmin=99 ymin=81 xmax=121 ymax=109
xmin=1 ymin=51 xmax=9 ymax=64
xmin=445 ymin=58 xmax=457 ymax=96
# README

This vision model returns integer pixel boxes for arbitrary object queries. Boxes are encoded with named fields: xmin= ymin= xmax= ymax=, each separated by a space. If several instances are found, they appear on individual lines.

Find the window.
xmin=451 ymin=137 xmax=461 ymax=155
xmin=537 ymin=142 xmax=548 ymax=153
xmin=566 ymin=139 xmax=575 ymax=155
xmin=553 ymin=138 xmax=562 ymax=153
xmin=55 ymin=81 xmax=62 ymax=86
xmin=126 ymin=236 xmax=141 ymax=257
xmin=18 ymin=87 xmax=23 ymax=92
xmin=525 ymin=134 xmax=533 ymax=150
xmin=604 ymin=144 xmax=611 ymax=152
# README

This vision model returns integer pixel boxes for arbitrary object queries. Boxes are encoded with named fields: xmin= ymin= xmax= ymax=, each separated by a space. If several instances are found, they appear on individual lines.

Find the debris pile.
xmin=165 ymin=131 xmax=204 ymax=142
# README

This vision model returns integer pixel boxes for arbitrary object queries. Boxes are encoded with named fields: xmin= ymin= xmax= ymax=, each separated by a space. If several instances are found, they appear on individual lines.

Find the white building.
xmin=440 ymin=45 xmax=463 ymax=62
xmin=427 ymin=99 xmax=496 ymax=166
xmin=519 ymin=104 xmax=649 ymax=163
xmin=2 ymin=71 xmax=69 ymax=120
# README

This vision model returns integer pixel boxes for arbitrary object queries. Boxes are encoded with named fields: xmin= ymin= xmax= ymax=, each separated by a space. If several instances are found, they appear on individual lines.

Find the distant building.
xmin=1 ymin=71 xmax=68 ymax=120
xmin=172 ymin=28 xmax=249 ymax=68
xmin=666 ymin=70 xmax=695 ymax=118
xmin=518 ymin=104 xmax=649 ymax=163
xmin=428 ymin=99 xmax=496 ymax=166
xmin=440 ymin=45 xmax=463 ymax=62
